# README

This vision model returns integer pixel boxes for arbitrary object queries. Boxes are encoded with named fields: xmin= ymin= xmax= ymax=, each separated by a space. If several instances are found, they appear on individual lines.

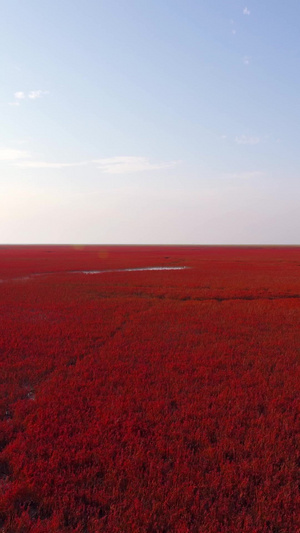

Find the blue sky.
xmin=1 ymin=0 xmax=300 ymax=244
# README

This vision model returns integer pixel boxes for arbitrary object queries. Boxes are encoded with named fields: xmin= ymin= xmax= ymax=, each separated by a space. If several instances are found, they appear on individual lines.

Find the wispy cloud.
xmin=92 ymin=156 xmax=179 ymax=174
xmin=16 ymin=160 xmax=88 ymax=169
xmin=235 ymin=135 xmax=260 ymax=145
xmin=28 ymin=90 xmax=49 ymax=99
xmin=243 ymin=7 xmax=250 ymax=15
xmin=0 ymin=148 xmax=30 ymax=161
xmin=243 ymin=56 xmax=251 ymax=65
xmin=14 ymin=91 xmax=26 ymax=99
xmin=6 ymin=151 xmax=179 ymax=174
xmin=9 ymin=90 xmax=49 ymax=106
xmin=224 ymin=171 xmax=265 ymax=180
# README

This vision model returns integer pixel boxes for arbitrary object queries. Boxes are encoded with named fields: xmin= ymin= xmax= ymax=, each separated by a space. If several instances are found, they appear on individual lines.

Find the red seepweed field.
xmin=0 ymin=245 xmax=299 ymax=533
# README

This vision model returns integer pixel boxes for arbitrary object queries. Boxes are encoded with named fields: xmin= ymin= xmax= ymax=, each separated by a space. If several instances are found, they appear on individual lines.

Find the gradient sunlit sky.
xmin=1 ymin=1 xmax=300 ymax=244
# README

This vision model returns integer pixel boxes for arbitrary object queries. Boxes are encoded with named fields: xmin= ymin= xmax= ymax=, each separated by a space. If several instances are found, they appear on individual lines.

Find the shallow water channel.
xmin=0 ymin=266 xmax=189 ymax=283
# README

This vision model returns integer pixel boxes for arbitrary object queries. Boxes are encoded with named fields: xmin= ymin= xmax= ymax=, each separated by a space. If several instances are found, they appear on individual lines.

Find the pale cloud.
xmin=9 ymin=90 xmax=49 ymax=106
xmin=0 ymin=148 xmax=30 ymax=161
xmin=28 ymin=90 xmax=49 ymax=99
xmin=224 ymin=171 xmax=265 ymax=180
xmin=92 ymin=156 xmax=179 ymax=174
xmin=235 ymin=135 xmax=260 ymax=145
xmin=14 ymin=91 xmax=25 ymax=99
xmin=243 ymin=56 xmax=250 ymax=65
xmin=243 ymin=7 xmax=250 ymax=15
xmin=16 ymin=160 xmax=88 ymax=169
xmin=10 ymin=153 xmax=178 ymax=173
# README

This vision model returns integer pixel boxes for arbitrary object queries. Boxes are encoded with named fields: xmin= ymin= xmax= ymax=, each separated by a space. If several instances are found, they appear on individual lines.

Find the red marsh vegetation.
xmin=0 ymin=245 xmax=299 ymax=532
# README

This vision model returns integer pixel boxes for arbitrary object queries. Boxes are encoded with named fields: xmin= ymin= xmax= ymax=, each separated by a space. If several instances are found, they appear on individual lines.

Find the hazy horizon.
xmin=1 ymin=244 xmax=300 ymax=248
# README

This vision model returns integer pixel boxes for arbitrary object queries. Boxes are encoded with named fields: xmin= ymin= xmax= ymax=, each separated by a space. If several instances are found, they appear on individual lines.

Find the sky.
xmin=1 ymin=0 xmax=300 ymax=244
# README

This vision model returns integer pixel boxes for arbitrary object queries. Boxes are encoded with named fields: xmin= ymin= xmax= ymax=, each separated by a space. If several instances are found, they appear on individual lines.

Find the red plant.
xmin=0 ymin=245 xmax=299 ymax=532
